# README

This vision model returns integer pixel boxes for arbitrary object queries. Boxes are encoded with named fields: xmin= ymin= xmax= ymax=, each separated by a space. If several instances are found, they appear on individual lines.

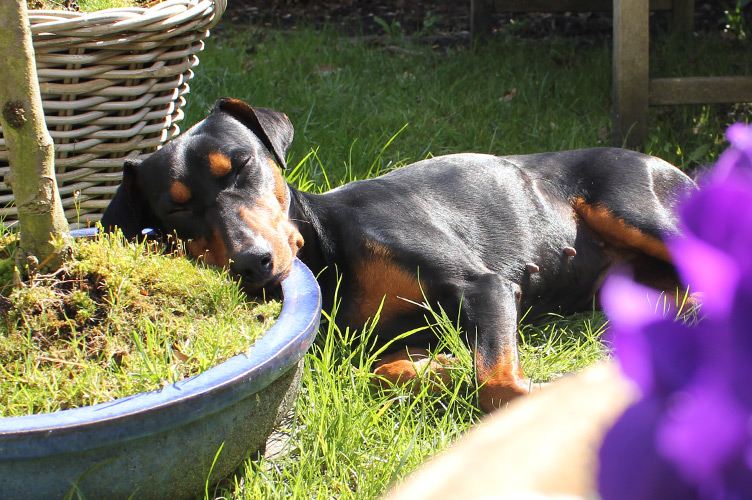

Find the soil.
xmin=221 ymin=0 xmax=749 ymax=40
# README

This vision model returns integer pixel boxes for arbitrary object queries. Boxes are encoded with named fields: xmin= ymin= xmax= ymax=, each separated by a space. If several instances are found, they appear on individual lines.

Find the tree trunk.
xmin=0 ymin=0 xmax=71 ymax=273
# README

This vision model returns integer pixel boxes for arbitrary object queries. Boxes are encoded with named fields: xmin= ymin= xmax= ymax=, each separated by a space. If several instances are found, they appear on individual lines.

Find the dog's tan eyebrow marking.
xmin=208 ymin=151 xmax=233 ymax=178
xmin=170 ymin=181 xmax=191 ymax=204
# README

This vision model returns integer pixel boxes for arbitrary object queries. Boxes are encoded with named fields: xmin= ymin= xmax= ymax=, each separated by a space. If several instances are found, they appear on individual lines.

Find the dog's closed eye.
xmin=167 ymin=205 xmax=190 ymax=215
xmin=240 ymin=155 xmax=255 ymax=170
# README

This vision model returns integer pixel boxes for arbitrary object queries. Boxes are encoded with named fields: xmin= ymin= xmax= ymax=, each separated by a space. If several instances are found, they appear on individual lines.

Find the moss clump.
xmin=27 ymin=0 xmax=153 ymax=12
xmin=0 ymin=231 xmax=280 ymax=417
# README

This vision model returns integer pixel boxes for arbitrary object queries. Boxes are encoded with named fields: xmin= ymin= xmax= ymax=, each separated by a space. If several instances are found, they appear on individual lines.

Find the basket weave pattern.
xmin=0 ymin=0 xmax=226 ymax=226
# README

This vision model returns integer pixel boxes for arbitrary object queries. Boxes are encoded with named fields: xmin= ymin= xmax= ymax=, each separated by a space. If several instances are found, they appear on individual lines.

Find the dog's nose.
xmin=230 ymin=250 xmax=274 ymax=283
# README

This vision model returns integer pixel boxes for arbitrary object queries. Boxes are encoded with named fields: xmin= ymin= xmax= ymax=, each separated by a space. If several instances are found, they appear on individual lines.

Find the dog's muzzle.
xmin=229 ymin=247 xmax=279 ymax=287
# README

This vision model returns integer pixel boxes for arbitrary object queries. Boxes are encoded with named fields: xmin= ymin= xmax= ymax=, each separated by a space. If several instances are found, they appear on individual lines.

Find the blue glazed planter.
xmin=0 ymin=257 xmax=321 ymax=500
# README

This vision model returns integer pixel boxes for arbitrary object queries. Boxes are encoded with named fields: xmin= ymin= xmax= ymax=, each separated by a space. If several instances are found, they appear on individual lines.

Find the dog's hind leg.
xmin=372 ymin=348 xmax=456 ymax=394
xmin=572 ymin=196 xmax=696 ymax=311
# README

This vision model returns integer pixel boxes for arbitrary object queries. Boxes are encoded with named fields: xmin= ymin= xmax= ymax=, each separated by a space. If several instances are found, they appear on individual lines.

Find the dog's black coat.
xmin=102 ymin=98 xmax=697 ymax=411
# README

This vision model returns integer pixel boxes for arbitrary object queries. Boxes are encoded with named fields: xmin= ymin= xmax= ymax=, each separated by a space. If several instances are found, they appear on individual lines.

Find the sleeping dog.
xmin=102 ymin=98 xmax=697 ymax=411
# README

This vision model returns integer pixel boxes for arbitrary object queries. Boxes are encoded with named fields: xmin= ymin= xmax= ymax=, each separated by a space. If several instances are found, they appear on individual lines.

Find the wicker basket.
xmin=0 ymin=0 xmax=226 ymax=227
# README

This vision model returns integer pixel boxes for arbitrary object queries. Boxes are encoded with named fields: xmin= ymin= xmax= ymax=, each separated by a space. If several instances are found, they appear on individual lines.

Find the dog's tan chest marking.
xmin=349 ymin=242 xmax=424 ymax=325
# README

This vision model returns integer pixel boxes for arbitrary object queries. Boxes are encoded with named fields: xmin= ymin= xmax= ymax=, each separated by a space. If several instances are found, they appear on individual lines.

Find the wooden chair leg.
xmin=471 ymin=0 xmax=494 ymax=40
xmin=612 ymin=0 xmax=650 ymax=149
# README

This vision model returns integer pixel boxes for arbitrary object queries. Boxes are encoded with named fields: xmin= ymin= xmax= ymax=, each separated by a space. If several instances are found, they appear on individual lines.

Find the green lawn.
xmin=178 ymin=14 xmax=748 ymax=500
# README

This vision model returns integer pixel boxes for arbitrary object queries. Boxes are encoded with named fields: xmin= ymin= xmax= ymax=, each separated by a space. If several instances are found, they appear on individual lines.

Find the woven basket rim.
xmin=28 ymin=0 xmax=227 ymax=32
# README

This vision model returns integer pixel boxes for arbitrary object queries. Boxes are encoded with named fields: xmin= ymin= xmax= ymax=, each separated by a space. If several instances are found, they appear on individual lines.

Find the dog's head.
xmin=101 ymin=98 xmax=304 ymax=290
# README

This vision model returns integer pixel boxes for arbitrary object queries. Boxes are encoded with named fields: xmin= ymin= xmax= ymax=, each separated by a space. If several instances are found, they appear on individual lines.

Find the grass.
xmin=0 ymin=230 xmax=280 ymax=417
xmin=175 ymin=14 xmax=750 ymax=499
xmin=184 ymin=21 xmax=749 ymax=188
xmin=171 ymin=12 xmax=751 ymax=500
xmin=201 ymin=293 xmax=609 ymax=499
xmin=185 ymin=27 xmax=616 ymax=182
xmin=0 ymin=5 xmax=739 ymax=497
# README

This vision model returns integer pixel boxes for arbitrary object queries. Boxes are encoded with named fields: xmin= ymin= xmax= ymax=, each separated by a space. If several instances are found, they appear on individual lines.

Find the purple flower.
xmin=598 ymin=124 xmax=752 ymax=500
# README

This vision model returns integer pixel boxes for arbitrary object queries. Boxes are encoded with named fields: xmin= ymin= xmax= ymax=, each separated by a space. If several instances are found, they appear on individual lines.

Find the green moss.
xmin=0 ymin=259 xmax=14 ymax=289
xmin=0 ymin=231 xmax=280 ymax=417
xmin=28 ymin=0 xmax=155 ymax=13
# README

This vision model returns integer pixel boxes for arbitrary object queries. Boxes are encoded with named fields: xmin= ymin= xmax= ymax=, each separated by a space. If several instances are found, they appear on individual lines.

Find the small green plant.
xmin=0 ymin=230 xmax=280 ymax=417
xmin=373 ymin=16 xmax=404 ymax=40
xmin=421 ymin=11 xmax=442 ymax=36
xmin=723 ymin=0 xmax=750 ymax=39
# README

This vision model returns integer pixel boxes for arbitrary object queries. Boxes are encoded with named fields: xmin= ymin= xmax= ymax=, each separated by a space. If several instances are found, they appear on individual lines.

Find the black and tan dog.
xmin=102 ymin=98 xmax=697 ymax=412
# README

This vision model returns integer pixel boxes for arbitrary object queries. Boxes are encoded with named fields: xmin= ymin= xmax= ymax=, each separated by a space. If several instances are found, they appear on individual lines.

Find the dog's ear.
xmin=212 ymin=98 xmax=294 ymax=169
xmin=101 ymin=159 xmax=157 ymax=238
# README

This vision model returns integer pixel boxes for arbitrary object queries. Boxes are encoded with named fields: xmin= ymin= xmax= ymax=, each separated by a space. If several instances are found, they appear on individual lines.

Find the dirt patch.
xmin=224 ymin=0 xmax=473 ymax=34
xmin=222 ymin=0 xmax=747 ymax=39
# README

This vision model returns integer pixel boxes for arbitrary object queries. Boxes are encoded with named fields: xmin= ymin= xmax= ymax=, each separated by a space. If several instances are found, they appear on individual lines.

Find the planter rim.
xmin=0 ymin=252 xmax=321 ymax=460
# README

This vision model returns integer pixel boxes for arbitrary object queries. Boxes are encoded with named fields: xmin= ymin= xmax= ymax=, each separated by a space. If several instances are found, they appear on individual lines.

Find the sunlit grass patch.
xmin=210 ymin=292 xmax=609 ymax=499
xmin=519 ymin=310 xmax=610 ymax=383
xmin=214 ymin=301 xmax=483 ymax=500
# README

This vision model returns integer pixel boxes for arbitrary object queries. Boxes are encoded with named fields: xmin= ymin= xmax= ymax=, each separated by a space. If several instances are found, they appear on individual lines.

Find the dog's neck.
xmin=287 ymin=185 xmax=333 ymax=277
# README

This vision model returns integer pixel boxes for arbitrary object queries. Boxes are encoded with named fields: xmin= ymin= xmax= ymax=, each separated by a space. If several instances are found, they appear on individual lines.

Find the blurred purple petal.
xmin=601 ymin=273 xmax=665 ymax=331
xmin=726 ymin=283 xmax=752 ymax=406
xmin=721 ymin=458 xmax=752 ymax=500
xmin=610 ymin=330 xmax=654 ymax=395
xmin=600 ymin=274 xmax=660 ymax=393
xmin=669 ymin=234 xmax=739 ymax=317
xmin=671 ymin=181 xmax=752 ymax=318
xmin=641 ymin=320 xmax=700 ymax=397
xmin=712 ymin=124 xmax=752 ymax=184
xmin=729 ymin=280 xmax=752 ymax=356
xmin=599 ymin=124 xmax=752 ymax=500
xmin=602 ymin=274 xmax=700 ymax=396
xmin=599 ymin=398 xmax=699 ymax=500
xmin=726 ymin=123 xmax=752 ymax=168
xmin=656 ymin=380 xmax=748 ymax=488
xmin=679 ymin=184 xmax=752 ymax=268
xmin=726 ymin=123 xmax=752 ymax=149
